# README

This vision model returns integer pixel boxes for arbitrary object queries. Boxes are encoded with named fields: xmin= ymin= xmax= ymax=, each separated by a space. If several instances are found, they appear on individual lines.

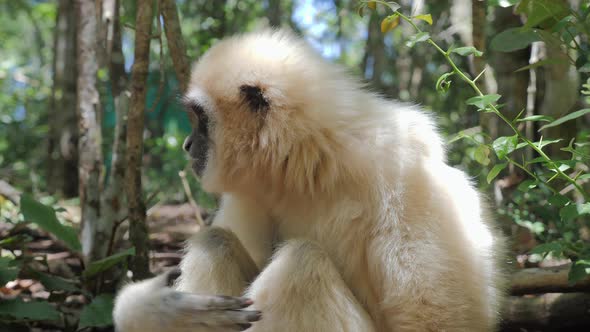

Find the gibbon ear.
xmin=239 ymin=84 xmax=269 ymax=112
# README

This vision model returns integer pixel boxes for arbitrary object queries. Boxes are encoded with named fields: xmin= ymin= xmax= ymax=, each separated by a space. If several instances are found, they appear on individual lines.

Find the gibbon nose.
xmin=183 ymin=135 xmax=193 ymax=152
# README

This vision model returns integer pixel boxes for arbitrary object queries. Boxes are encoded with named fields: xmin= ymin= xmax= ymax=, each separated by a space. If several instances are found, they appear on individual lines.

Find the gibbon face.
xmin=182 ymin=30 xmax=355 ymax=195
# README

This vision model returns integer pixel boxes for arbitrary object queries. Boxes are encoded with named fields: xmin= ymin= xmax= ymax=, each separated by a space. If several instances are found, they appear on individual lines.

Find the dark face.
xmin=182 ymin=102 xmax=210 ymax=176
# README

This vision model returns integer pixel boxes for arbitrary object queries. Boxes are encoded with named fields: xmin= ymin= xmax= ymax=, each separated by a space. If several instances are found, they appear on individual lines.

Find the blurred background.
xmin=1 ymin=0 xmax=590 ymax=331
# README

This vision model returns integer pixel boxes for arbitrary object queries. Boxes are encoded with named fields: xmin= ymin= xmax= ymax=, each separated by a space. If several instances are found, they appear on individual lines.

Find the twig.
xmin=179 ymin=169 xmax=205 ymax=227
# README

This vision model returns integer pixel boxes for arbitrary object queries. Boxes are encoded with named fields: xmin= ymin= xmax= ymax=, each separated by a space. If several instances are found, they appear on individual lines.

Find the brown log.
xmin=501 ymin=293 xmax=590 ymax=331
xmin=511 ymin=264 xmax=590 ymax=295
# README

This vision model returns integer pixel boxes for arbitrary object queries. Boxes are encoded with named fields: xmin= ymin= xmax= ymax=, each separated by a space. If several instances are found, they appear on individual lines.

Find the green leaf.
xmin=381 ymin=14 xmax=400 ymax=33
xmin=83 ymin=247 xmax=135 ymax=279
xmin=579 ymin=203 xmax=590 ymax=216
xmin=20 ymin=194 xmax=81 ymax=252
xmin=450 ymin=46 xmax=483 ymax=57
xmin=568 ymin=260 xmax=590 ymax=284
xmin=534 ymin=138 xmax=563 ymax=150
xmin=466 ymin=94 xmax=501 ymax=110
xmin=560 ymin=204 xmax=579 ymax=221
xmin=490 ymin=28 xmax=540 ymax=52
xmin=539 ymin=109 xmax=590 ymax=131
xmin=517 ymin=0 xmax=569 ymax=29
xmin=492 ymin=135 xmax=518 ymax=159
xmin=515 ymin=58 xmax=568 ymax=72
xmin=487 ymin=163 xmax=507 ymax=184
xmin=384 ymin=1 xmax=401 ymax=12
xmin=78 ymin=294 xmax=115 ymax=329
xmin=548 ymin=194 xmax=569 ymax=207
xmin=406 ymin=32 xmax=430 ymax=48
xmin=516 ymin=115 xmax=553 ymax=122
xmin=474 ymin=145 xmax=491 ymax=166
xmin=517 ymin=179 xmax=537 ymax=192
xmin=530 ymin=242 xmax=563 ymax=255
xmin=32 ymin=271 xmax=79 ymax=292
xmin=436 ymin=72 xmax=453 ymax=93
xmin=0 ymin=299 xmax=60 ymax=321
xmin=414 ymin=14 xmax=433 ymax=25
xmin=0 ymin=257 xmax=19 ymax=285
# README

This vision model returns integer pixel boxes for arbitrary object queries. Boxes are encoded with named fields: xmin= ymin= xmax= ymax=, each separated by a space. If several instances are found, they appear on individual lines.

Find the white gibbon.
xmin=113 ymin=29 xmax=507 ymax=332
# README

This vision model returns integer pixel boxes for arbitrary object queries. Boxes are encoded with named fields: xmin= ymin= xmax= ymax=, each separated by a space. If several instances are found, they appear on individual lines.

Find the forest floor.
xmin=0 ymin=203 xmax=202 ymax=330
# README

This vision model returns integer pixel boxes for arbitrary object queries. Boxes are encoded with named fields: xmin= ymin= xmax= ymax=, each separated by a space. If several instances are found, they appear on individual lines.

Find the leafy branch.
xmin=359 ymin=0 xmax=589 ymax=201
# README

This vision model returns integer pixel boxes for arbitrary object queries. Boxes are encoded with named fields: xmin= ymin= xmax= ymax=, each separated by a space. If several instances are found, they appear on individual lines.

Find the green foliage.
xmin=83 ymin=247 xmax=135 ymax=279
xmin=0 ymin=298 xmax=60 ymax=321
xmin=361 ymin=0 xmax=590 ymax=282
xmin=78 ymin=294 xmax=115 ymax=329
xmin=20 ymin=194 xmax=81 ymax=252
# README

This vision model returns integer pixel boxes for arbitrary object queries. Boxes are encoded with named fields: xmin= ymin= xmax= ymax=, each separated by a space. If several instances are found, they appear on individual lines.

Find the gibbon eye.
xmin=239 ymin=85 xmax=269 ymax=112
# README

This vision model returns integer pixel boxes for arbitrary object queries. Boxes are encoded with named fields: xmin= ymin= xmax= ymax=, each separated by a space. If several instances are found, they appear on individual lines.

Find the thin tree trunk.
xmin=539 ymin=43 xmax=579 ymax=159
xmin=100 ymin=0 xmax=128 ymax=262
xmin=161 ymin=0 xmax=190 ymax=93
xmin=160 ymin=0 xmax=196 ymax=127
xmin=266 ymin=0 xmax=281 ymax=27
xmin=126 ymin=0 xmax=154 ymax=280
xmin=49 ymin=0 xmax=78 ymax=198
xmin=77 ymin=0 xmax=104 ymax=264
xmin=361 ymin=10 xmax=388 ymax=95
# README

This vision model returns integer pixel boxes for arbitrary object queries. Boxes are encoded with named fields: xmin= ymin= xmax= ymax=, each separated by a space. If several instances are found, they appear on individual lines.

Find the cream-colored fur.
xmin=114 ymin=29 xmax=507 ymax=332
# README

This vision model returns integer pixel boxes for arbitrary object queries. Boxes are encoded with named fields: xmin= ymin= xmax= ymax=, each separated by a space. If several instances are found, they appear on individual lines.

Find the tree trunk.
xmin=126 ymin=0 xmax=154 ymax=280
xmin=266 ymin=0 xmax=281 ymax=27
xmin=161 ymin=0 xmax=196 ymax=127
xmin=76 ymin=0 xmax=104 ymax=264
xmin=538 ymin=43 xmax=579 ymax=159
xmin=161 ymin=0 xmax=190 ymax=93
xmin=361 ymin=9 xmax=388 ymax=95
xmin=49 ymin=0 xmax=79 ymax=198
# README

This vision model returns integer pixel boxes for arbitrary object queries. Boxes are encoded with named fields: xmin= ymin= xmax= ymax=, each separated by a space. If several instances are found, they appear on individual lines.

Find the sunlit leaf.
xmin=406 ymin=32 xmax=430 ymax=48
xmin=381 ymin=15 xmax=400 ymax=33
xmin=385 ymin=1 xmax=401 ymax=12
xmin=414 ymin=14 xmax=433 ymax=25
xmin=450 ymin=46 xmax=483 ymax=57
xmin=516 ymin=115 xmax=553 ymax=122
xmin=466 ymin=94 xmax=501 ymax=110
xmin=367 ymin=1 xmax=377 ymax=10
xmin=492 ymin=135 xmax=518 ymax=159
xmin=487 ymin=163 xmax=507 ymax=184
xmin=474 ymin=145 xmax=491 ymax=166
xmin=539 ymin=109 xmax=590 ymax=131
